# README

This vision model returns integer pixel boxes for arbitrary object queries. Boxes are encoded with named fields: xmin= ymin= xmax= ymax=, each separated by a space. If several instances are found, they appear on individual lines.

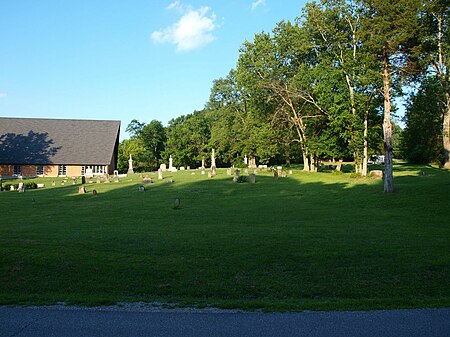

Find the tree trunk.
xmin=444 ymin=93 xmax=450 ymax=169
xmin=303 ymin=153 xmax=310 ymax=172
xmin=362 ymin=112 xmax=369 ymax=177
xmin=382 ymin=51 xmax=394 ymax=193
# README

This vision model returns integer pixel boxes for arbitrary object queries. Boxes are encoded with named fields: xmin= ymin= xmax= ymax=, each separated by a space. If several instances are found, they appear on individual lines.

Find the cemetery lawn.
xmin=1 ymin=163 xmax=449 ymax=311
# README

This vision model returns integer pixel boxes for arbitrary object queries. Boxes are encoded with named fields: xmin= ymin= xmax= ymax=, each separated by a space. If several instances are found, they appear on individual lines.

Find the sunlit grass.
xmin=1 ymin=164 xmax=449 ymax=311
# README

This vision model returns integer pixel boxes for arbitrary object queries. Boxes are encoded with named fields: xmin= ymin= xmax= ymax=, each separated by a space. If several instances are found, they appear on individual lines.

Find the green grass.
xmin=1 ymin=164 xmax=449 ymax=311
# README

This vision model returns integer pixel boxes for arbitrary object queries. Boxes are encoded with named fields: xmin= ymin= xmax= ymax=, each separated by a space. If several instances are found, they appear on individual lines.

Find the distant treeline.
xmin=118 ymin=0 xmax=449 ymax=176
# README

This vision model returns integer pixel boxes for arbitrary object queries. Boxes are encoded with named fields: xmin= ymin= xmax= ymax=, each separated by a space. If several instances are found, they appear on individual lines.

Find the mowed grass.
xmin=0 ymin=163 xmax=449 ymax=311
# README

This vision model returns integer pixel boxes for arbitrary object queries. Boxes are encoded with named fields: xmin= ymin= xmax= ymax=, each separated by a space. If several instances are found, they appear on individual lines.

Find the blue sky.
xmin=0 ymin=0 xmax=306 ymax=140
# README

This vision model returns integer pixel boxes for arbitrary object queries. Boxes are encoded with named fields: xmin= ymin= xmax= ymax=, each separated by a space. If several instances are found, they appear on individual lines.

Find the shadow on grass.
xmin=1 ymin=164 xmax=449 ymax=311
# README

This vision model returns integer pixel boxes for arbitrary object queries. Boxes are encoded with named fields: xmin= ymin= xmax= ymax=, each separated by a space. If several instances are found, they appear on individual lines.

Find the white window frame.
xmin=13 ymin=165 xmax=22 ymax=176
xmin=58 ymin=165 xmax=67 ymax=176
xmin=36 ymin=165 xmax=44 ymax=176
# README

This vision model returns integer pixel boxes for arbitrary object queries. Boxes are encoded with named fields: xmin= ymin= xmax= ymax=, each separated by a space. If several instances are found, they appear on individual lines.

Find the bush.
xmin=24 ymin=182 xmax=38 ymax=189
xmin=2 ymin=181 xmax=37 ymax=191
xmin=234 ymin=175 xmax=248 ymax=183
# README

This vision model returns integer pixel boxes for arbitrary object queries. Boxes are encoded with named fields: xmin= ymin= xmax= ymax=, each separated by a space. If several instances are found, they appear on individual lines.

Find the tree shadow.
xmin=0 ymin=131 xmax=61 ymax=164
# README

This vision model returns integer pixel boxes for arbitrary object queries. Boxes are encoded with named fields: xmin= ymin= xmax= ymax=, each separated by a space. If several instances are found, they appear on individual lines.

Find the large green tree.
xmin=421 ymin=0 xmax=450 ymax=168
xmin=361 ymin=0 xmax=421 ymax=192
xmin=402 ymin=77 xmax=445 ymax=164
xmin=140 ymin=120 xmax=166 ymax=169
xmin=303 ymin=0 xmax=381 ymax=175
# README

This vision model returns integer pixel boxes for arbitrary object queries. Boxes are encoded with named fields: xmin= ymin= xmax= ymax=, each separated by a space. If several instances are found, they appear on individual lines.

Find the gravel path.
xmin=1 ymin=304 xmax=449 ymax=337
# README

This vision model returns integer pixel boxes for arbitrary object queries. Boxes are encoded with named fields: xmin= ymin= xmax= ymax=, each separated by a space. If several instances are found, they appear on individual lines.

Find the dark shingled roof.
xmin=0 ymin=117 xmax=121 ymax=165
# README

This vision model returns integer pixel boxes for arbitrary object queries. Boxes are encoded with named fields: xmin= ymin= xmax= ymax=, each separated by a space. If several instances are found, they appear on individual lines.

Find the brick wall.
xmin=0 ymin=165 xmax=13 ymax=177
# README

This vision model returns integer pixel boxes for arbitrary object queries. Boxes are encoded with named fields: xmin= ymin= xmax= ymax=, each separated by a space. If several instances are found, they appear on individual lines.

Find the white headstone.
xmin=160 ymin=163 xmax=167 ymax=172
xmin=169 ymin=155 xmax=173 ymax=170
xmin=127 ymin=154 xmax=134 ymax=174
xmin=211 ymin=149 xmax=216 ymax=168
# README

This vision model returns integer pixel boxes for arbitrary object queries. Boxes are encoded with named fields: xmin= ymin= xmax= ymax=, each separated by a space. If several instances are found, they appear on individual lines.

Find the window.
xmin=13 ymin=165 xmax=22 ymax=176
xmin=58 ymin=165 xmax=66 ymax=176
xmin=82 ymin=165 xmax=105 ymax=175
xmin=36 ymin=165 xmax=44 ymax=176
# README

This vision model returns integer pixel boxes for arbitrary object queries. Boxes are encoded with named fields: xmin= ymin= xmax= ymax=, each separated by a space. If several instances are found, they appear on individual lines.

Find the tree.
xmin=237 ymin=22 xmax=329 ymax=171
xmin=140 ymin=120 xmax=166 ymax=169
xmin=402 ymin=77 xmax=445 ymax=164
xmin=303 ymin=0 xmax=381 ymax=176
xmin=421 ymin=0 xmax=450 ymax=168
xmin=117 ymin=138 xmax=149 ymax=173
xmin=361 ymin=0 xmax=421 ymax=192
xmin=125 ymin=119 xmax=145 ymax=139
xmin=163 ymin=112 xmax=210 ymax=167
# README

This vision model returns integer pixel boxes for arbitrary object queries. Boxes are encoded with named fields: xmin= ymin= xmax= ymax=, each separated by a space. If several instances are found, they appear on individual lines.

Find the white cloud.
xmin=151 ymin=3 xmax=218 ymax=52
xmin=0 ymin=92 xmax=7 ymax=98
xmin=167 ymin=1 xmax=182 ymax=11
xmin=251 ymin=0 xmax=266 ymax=11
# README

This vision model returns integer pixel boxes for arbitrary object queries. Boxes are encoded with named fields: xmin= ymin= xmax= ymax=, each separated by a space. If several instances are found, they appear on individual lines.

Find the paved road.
xmin=1 ymin=306 xmax=449 ymax=337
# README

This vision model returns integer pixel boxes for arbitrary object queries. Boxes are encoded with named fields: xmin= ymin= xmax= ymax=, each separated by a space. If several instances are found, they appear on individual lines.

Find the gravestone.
xmin=274 ymin=170 xmax=279 ymax=180
xmin=244 ymin=168 xmax=249 ymax=175
xmin=37 ymin=183 xmax=45 ymax=188
xmin=104 ymin=174 xmax=110 ymax=183
xmin=173 ymin=197 xmax=180 ymax=209
xmin=180 ymin=166 xmax=185 ymax=171
xmin=370 ymin=170 xmax=383 ymax=178
xmin=114 ymin=177 xmax=120 ymax=183
xmin=10 ymin=185 xmax=15 ymax=191
xmin=281 ymin=171 xmax=287 ymax=178
xmin=201 ymin=158 xmax=206 ymax=169
xmin=244 ymin=155 xmax=248 ymax=165
xmin=113 ymin=170 xmax=119 ymax=177
xmin=211 ymin=149 xmax=216 ymax=168
xmin=253 ymin=169 xmax=259 ymax=175
xmin=127 ymin=154 xmax=134 ymax=174
xmin=166 ymin=179 xmax=174 ymax=183
xmin=249 ymin=173 xmax=256 ymax=184
xmin=139 ymin=186 xmax=145 ymax=191
xmin=211 ymin=166 xmax=217 ymax=176
xmin=169 ymin=155 xmax=174 ymax=171
xmin=72 ymin=178 xmax=77 ymax=185
xmin=96 ymin=176 xmax=101 ymax=184
xmin=201 ymin=168 xmax=205 ymax=175
xmin=208 ymin=172 xmax=212 ymax=178
xmin=61 ymin=181 xmax=65 ymax=186
xmin=92 ymin=189 xmax=97 ymax=197
xmin=89 ymin=177 xmax=93 ymax=184
xmin=81 ymin=176 xmax=86 ymax=184
xmin=288 ymin=170 xmax=293 ymax=175
xmin=78 ymin=186 xmax=86 ymax=194
xmin=158 ymin=168 xmax=163 ymax=180
xmin=186 ymin=166 xmax=190 ymax=170
xmin=51 ymin=180 xmax=56 ymax=187
xmin=248 ymin=156 xmax=257 ymax=168
xmin=142 ymin=177 xmax=152 ymax=184
xmin=160 ymin=163 xmax=167 ymax=172
xmin=235 ymin=169 xmax=241 ymax=177
xmin=18 ymin=182 xmax=25 ymax=193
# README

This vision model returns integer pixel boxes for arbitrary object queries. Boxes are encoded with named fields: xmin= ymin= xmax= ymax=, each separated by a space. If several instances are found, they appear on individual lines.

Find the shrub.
xmin=24 ymin=182 xmax=37 ymax=189
xmin=235 ymin=175 xmax=248 ymax=183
